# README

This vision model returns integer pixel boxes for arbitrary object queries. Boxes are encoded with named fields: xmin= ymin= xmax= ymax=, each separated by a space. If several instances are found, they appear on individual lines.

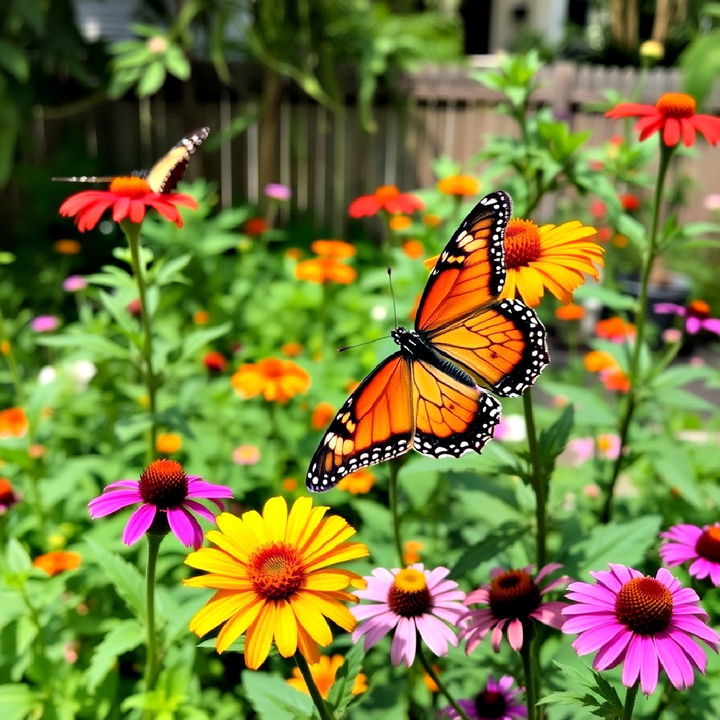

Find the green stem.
xmin=388 ymin=460 xmax=404 ymax=565
xmin=416 ymin=643 xmax=472 ymax=720
xmin=294 ymin=651 xmax=337 ymax=720
xmin=520 ymin=634 xmax=538 ymax=720
xmin=18 ymin=582 xmax=55 ymax=705
xmin=523 ymin=390 xmax=547 ymax=568
xmin=122 ymin=220 xmax=158 ymax=461
xmin=622 ymin=683 xmax=639 ymax=720
xmin=0 ymin=307 xmax=23 ymax=402
xmin=142 ymin=533 xmax=163 ymax=714
xmin=600 ymin=142 xmax=674 ymax=523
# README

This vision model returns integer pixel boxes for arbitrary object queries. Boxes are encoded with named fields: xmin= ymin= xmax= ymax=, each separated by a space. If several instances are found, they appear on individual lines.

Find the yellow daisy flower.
xmin=184 ymin=496 xmax=368 ymax=669
xmin=287 ymin=654 xmax=368 ymax=698
xmin=500 ymin=219 xmax=603 ymax=307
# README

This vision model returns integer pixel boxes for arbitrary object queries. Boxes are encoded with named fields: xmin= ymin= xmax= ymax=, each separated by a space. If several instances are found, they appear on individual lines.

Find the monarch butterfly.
xmin=52 ymin=127 xmax=209 ymax=194
xmin=306 ymin=190 xmax=549 ymax=492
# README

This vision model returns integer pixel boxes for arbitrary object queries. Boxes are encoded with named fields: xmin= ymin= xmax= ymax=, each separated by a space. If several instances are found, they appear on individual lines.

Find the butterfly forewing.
xmin=415 ymin=191 xmax=511 ymax=332
xmin=144 ymin=127 xmax=210 ymax=193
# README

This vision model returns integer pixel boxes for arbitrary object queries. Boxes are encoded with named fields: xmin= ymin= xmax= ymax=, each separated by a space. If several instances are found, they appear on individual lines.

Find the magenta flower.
xmin=462 ymin=564 xmax=568 ymax=654
xmin=442 ymin=675 xmax=527 ymax=720
xmin=660 ymin=524 xmax=720 ymax=586
xmin=63 ymin=275 xmax=87 ymax=292
xmin=654 ymin=300 xmax=720 ymax=335
xmin=562 ymin=564 xmax=720 ymax=694
xmin=88 ymin=459 xmax=233 ymax=549
xmin=350 ymin=564 xmax=466 ymax=666
xmin=30 ymin=315 xmax=59 ymax=332
xmin=264 ymin=183 xmax=292 ymax=201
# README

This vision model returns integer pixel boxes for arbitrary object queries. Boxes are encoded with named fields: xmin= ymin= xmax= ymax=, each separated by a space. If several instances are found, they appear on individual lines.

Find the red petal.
xmin=636 ymin=116 xmax=663 ymax=141
xmin=112 ymin=196 xmax=131 ymax=222
xmin=605 ymin=103 xmax=657 ymax=119
xmin=691 ymin=115 xmax=720 ymax=145
xmin=348 ymin=195 xmax=381 ymax=218
xmin=662 ymin=117 xmax=681 ymax=146
xmin=146 ymin=198 xmax=181 ymax=226
xmin=129 ymin=199 xmax=146 ymax=223
xmin=59 ymin=190 xmax=111 ymax=216
xmin=385 ymin=194 xmax=425 ymax=214
xmin=76 ymin=198 xmax=114 ymax=232
xmin=679 ymin=118 xmax=697 ymax=147
xmin=163 ymin=192 xmax=199 ymax=210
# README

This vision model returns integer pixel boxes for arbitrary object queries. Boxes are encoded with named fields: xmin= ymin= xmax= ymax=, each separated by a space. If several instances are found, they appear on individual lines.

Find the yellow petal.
xmin=286 ymin=496 xmax=315 ymax=546
xmin=241 ymin=509 xmax=269 ymax=546
xmin=302 ymin=516 xmax=355 ymax=563
xmin=183 ymin=574 xmax=252 ymax=589
xmin=189 ymin=589 xmax=252 ymax=637
xmin=262 ymin=496 xmax=288 ymax=543
xmin=185 ymin=548 xmax=244 ymax=576
xmin=216 ymin=512 xmax=262 ymax=552
xmin=215 ymin=595 xmax=265 ymax=654
xmin=296 ymin=625 xmax=320 ymax=665
xmin=244 ymin=602 xmax=276 ymax=669
xmin=300 ymin=590 xmax=357 ymax=632
xmin=274 ymin=600 xmax=299 ymax=657
xmin=205 ymin=530 xmax=252 ymax=564
xmin=295 ymin=506 xmax=330 ymax=553
xmin=305 ymin=541 xmax=369 ymax=572
xmin=289 ymin=595 xmax=333 ymax=646
xmin=304 ymin=569 xmax=359 ymax=591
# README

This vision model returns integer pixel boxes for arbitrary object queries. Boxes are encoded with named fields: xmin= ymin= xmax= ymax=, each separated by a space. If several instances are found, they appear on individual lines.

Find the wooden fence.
xmin=34 ymin=60 xmax=720 ymax=233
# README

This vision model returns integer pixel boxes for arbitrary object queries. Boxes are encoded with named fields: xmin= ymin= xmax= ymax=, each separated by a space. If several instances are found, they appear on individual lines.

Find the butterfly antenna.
xmin=387 ymin=268 xmax=399 ymax=329
xmin=338 ymin=336 xmax=388 ymax=353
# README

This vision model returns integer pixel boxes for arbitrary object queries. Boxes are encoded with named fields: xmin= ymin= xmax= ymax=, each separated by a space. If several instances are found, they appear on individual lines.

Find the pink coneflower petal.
xmin=88 ymin=489 xmax=143 ymax=517
xmin=593 ymin=625 xmax=632 ymax=670
xmin=391 ymin=617 xmax=416 ymax=665
xmin=507 ymin=618 xmax=524 ymax=650
xmin=167 ymin=507 xmax=200 ymax=547
xmin=183 ymin=499 xmax=218 ymax=523
xmin=104 ymin=480 xmax=140 ymax=490
xmin=186 ymin=479 xmax=234 ymax=499
xmin=352 ymin=603 xmax=391 ymax=621
xmin=701 ymin=318 xmax=720 ymax=334
xmin=123 ymin=504 xmax=157 ymax=545
xmin=416 ymin=614 xmax=454 ymax=656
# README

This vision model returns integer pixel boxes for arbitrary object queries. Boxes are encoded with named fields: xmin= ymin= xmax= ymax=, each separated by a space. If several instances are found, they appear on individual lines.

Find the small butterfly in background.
xmin=52 ymin=127 xmax=210 ymax=194
xmin=306 ymin=190 xmax=550 ymax=493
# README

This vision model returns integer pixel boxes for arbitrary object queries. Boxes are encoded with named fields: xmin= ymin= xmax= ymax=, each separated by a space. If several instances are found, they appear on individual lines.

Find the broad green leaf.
xmin=327 ymin=641 xmax=365 ymax=716
xmin=538 ymin=405 xmax=574 ymax=473
xmin=153 ymin=254 xmax=193 ymax=287
xmin=452 ymin=521 xmax=528 ymax=576
xmin=87 ymin=620 xmax=144 ymax=690
xmin=137 ymin=61 xmax=166 ymax=97
xmin=0 ymin=41 xmax=29 ymax=82
xmin=0 ymin=684 xmax=40 ymax=720
xmin=242 ymin=671 xmax=314 ymax=720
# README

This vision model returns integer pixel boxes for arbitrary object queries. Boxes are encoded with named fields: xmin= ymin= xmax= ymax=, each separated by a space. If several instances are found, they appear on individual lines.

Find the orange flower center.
xmin=109 ymin=176 xmax=153 ymax=196
xmin=488 ymin=569 xmax=541 ymax=619
xmin=387 ymin=568 xmax=432 ymax=617
xmin=139 ymin=459 xmax=188 ymax=508
xmin=656 ymin=93 xmax=696 ymax=118
xmin=688 ymin=299 xmax=710 ymax=318
xmin=260 ymin=358 xmax=286 ymax=379
xmin=375 ymin=185 xmax=399 ymax=201
xmin=504 ymin=220 xmax=541 ymax=268
xmin=474 ymin=689 xmax=507 ymax=719
xmin=248 ymin=543 xmax=305 ymax=600
xmin=696 ymin=526 xmax=720 ymax=563
xmin=615 ymin=577 xmax=673 ymax=634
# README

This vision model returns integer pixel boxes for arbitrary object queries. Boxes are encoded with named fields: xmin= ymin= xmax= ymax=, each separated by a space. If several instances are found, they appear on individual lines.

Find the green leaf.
xmin=452 ymin=521 xmax=528 ymax=576
xmin=164 ymin=45 xmax=191 ymax=80
xmin=87 ymin=620 xmax=144 ymax=690
xmin=84 ymin=539 xmax=146 ymax=621
xmin=177 ymin=324 xmax=231 ymax=361
xmin=0 ymin=41 xmax=29 ymax=82
xmin=538 ymin=405 xmax=574 ymax=473
xmin=153 ymin=253 xmax=193 ymax=287
xmin=4 ymin=539 xmax=31 ymax=575
xmin=327 ymin=642 xmax=364 ymax=716
xmin=36 ymin=332 xmax=130 ymax=361
xmin=242 ymin=671 xmax=314 ymax=720
xmin=137 ymin=61 xmax=166 ymax=97
xmin=0 ymin=684 xmax=40 ymax=720
xmin=573 ymin=284 xmax=635 ymax=311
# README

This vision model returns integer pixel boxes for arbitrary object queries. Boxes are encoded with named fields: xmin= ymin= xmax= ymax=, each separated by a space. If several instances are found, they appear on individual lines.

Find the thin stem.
xmin=123 ymin=220 xmax=158 ymax=461
xmin=388 ymin=460 xmax=404 ymax=565
xmin=600 ymin=142 xmax=674 ymax=523
xmin=142 ymin=533 xmax=163 ymax=715
xmin=0 ymin=307 xmax=23 ymax=401
xmin=523 ymin=390 xmax=547 ymax=568
xmin=416 ymin=643 xmax=472 ymax=720
xmin=622 ymin=682 xmax=639 ymax=720
xmin=294 ymin=651 xmax=336 ymax=720
xmin=520 ymin=635 xmax=538 ymax=720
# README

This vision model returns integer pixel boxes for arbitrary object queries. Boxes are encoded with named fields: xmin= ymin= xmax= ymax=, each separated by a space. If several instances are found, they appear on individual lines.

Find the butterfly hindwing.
xmin=306 ymin=353 xmax=414 ymax=491
xmin=143 ymin=127 xmax=210 ymax=193
xmin=415 ymin=191 xmax=511 ymax=332
xmin=425 ymin=298 xmax=549 ymax=398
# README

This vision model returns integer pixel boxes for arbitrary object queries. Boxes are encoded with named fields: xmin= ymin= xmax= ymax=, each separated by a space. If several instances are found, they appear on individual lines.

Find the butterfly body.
xmin=306 ymin=190 xmax=549 ymax=492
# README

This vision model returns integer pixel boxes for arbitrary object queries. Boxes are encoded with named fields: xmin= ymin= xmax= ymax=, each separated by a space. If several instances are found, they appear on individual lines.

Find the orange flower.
xmin=422 ymin=666 xmax=440 ymax=692
xmin=287 ymin=654 xmax=367 ymax=699
xmin=423 ymin=213 xmax=442 ymax=227
xmin=295 ymin=257 xmax=356 ymax=285
xmin=282 ymin=477 xmax=298 ymax=492
xmin=311 ymin=401 xmax=335 ymax=431
xmin=156 ymin=433 xmax=182 ymax=454
xmin=0 ymin=407 xmax=28 ymax=439
xmin=285 ymin=248 xmax=303 ymax=261
xmin=555 ymin=303 xmax=585 ymax=321
xmin=337 ymin=468 xmax=375 ymax=494
xmin=54 ymin=239 xmax=82 ymax=255
xmin=349 ymin=185 xmax=424 ymax=218
xmin=0 ymin=478 xmax=19 ymax=513
xmin=193 ymin=310 xmax=209 ymax=325
xmin=584 ymin=351 xmax=630 ymax=393
xmin=311 ymin=239 xmax=356 ymax=259
xmin=33 ymin=551 xmax=82 ymax=576
xmin=402 ymin=239 xmax=425 ymax=259
xmin=620 ymin=193 xmax=641 ymax=212
xmin=583 ymin=350 xmax=617 ymax=373
xmin=601 ymin=368 xmax=630 ymax=393
xmin=389 ymin=215 xmax=412 ymax=231
xmin=0 ymin=339 xmax=9 ymax=355
xmin=500 ymin=219 xmax=604 ymax=307
xmin=437 ymin=174 xmax=481 ymax=196
xmin=403 ymin=540 xmax=424 ymax=564
xmin=281 ymin=342 xmax=303 ymax=357
xmin=243 ymin=217 xmax=268 ymax=236
xmin=231 ymin=358 xmax=311 ymax=403
xmin=203 ymin=350 xmax=228 ymax=373
xmin=595 ymin=316 xmax=636 ymax=343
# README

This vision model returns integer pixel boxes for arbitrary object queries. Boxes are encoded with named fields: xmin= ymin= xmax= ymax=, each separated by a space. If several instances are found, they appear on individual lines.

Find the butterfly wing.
xmin=415 ymin=191 xmax=511 ymax=332
xmin=143 ymin=127 xmax=210 ymax=193
xmin=306 ymin=353 xmax=414 ymax=491
xmin=411 ymin=358 xmax=501 ymax=458
xmin=426 ymin=298 xmax=549 ymax=398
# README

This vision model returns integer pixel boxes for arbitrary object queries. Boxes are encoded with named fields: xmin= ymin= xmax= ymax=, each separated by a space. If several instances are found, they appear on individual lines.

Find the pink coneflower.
xmin=265 ymin=183 xmax=292 ymax=201
xmin=442 ymin=676 xmax=527 ymax=720
xmin=562 ymin=564 xmax=720 ymax=694
xmin=63 ymin=275 xmax=87 ymax=292
xmin=30 ymin=315 xmax=59 ymax=332
xmin=350 ymin=564 xmax=466 ymax=666
xmin=660 ymin=524 xmax=720 ymax=586
xmin=654 ymin=300 xmax=720 ymax=336
xmin=463 ymin=564 xmax=568 ymax=654
xmin=88 ymin=459 xmax=233 ymax=549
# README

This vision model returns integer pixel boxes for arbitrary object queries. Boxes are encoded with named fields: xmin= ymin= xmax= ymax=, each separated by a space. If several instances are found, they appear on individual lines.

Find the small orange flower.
xmin=282 ymin=342 xmax=303 ymax=357
xmin=0 ymin=339 xmax=9 ymax=355
xmin=285 ymin=247 xmax=302 ymax=261
xmin=423 ymin=213 xmax=442 ymax=227
xmin=601 ymin=368 xmax=630 ymax=393
xmin=613 ymin=234 xmax=629 ymax=248
xmin=389 ymin=215 xmax=412 ymax=231
xmin=583 ymin=350 xmax=617 ymax=373
xmin=193 ymin=310 xmax=209 ymax=325
xmin=555 ymin=303 xmax=585 ymax=321
xmin=403 ymin=540 xmax=424 ymax=565
xmin=0 ymin=407 xmax=28 ymax=439
xmin=282 ymin=477 xmax=298 ymax=492
xmin=584 ymin=351 xmax=630 ymax=393
xmin=203 ymin=350 xmax=228 ymax=373
xmin=28 ymin=444 xmax=45 ymax=459
xmin=295 ymin=257 xmax=356 ymax=285
xmin=349 ymin=185 xmax=424 ymax=218
xmin=54 ymin=239 xmax=82 ymax=255
xmin=287 ymin=654 xmax=367 ymax=699
xmin=311 ymin=401 xmax=336 ymax=431
xmin=596 ymin=316 xmax=636 ymax=342
xmin=33 ymin=551 xmax=82 ymax=576
xmin=437 ymin=174 xmax=481 ymax=196
xmin=337 ymin=468 xmax=375 ymax=494
xmin=402 ymin=239 xmax=425 ymax=259
xmin=231 ymin=358 xmax=311 ymax=403
xmin=156 ymin=433 xmax=182 ymax=454
xmin=311 ymin=239 xmax=356 ymax=259
xmin=422 ymin=666 xmax=440 ymax=692
xmin=620 ymin=194 xmax=641 ymax=212
xmin=243 ymin=217 xmax=268 ymax=236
